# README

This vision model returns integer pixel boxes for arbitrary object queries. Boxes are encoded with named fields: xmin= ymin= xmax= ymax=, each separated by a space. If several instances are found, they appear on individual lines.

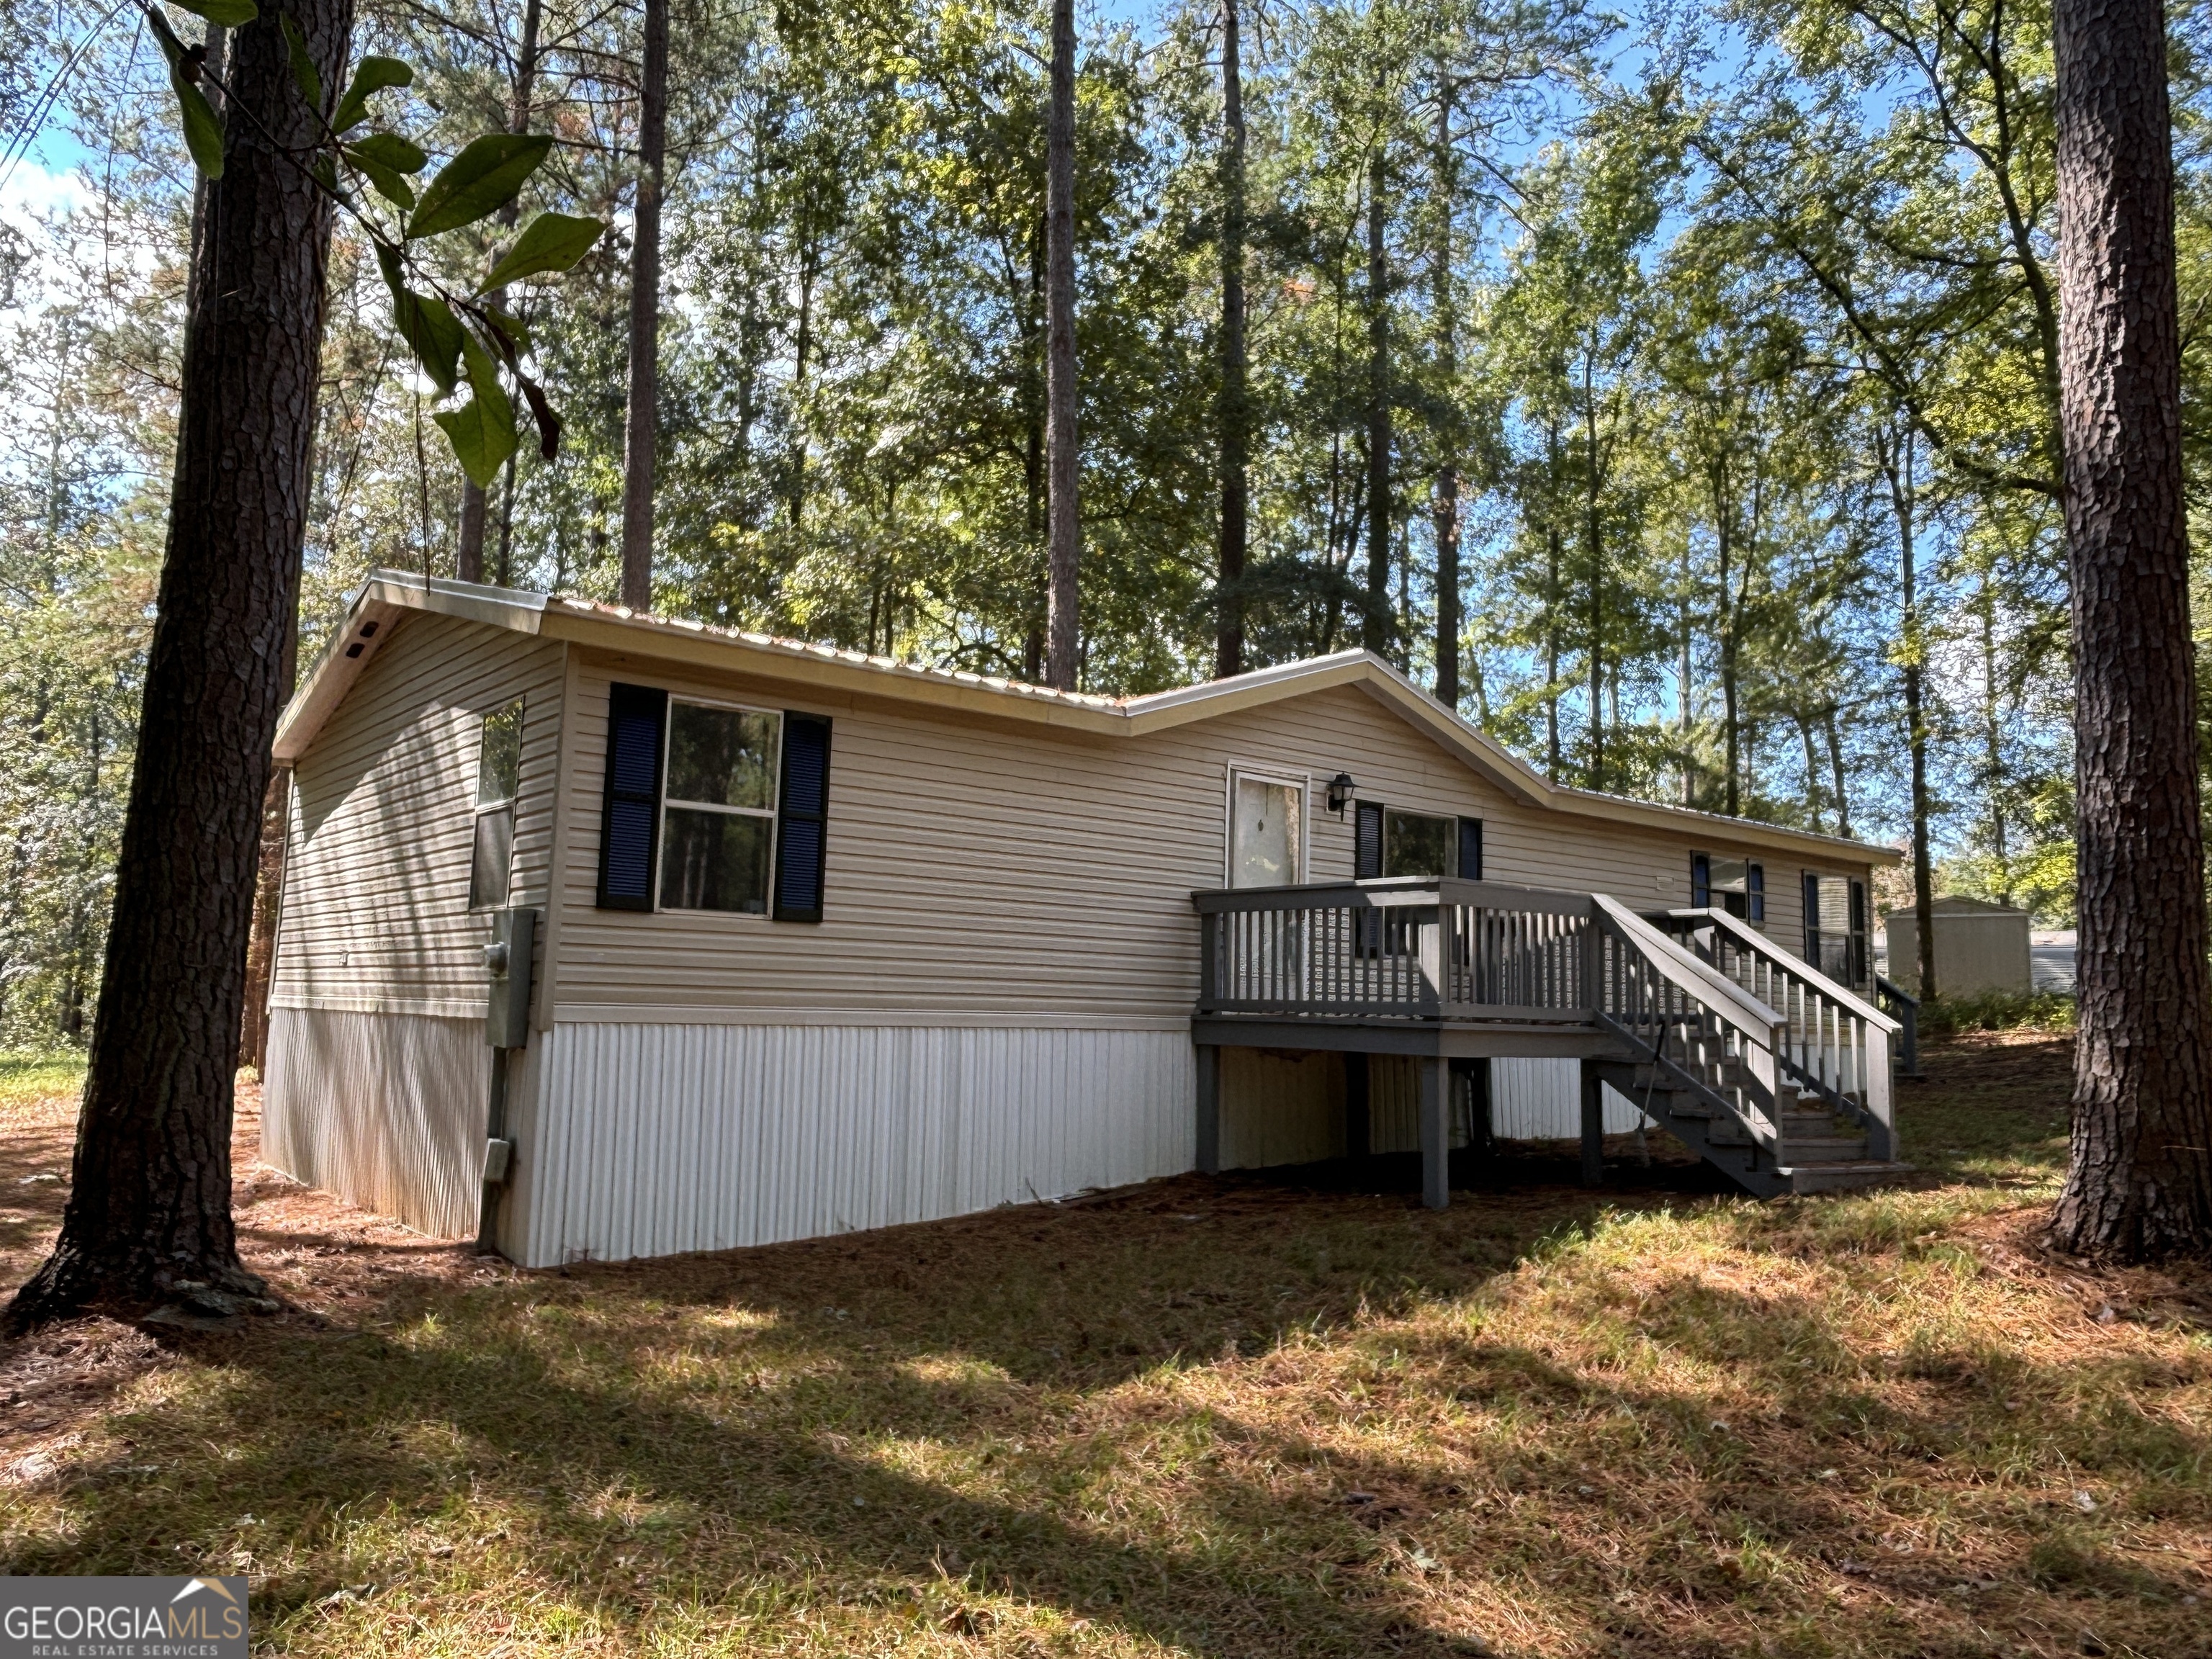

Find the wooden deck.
xmin=1190 ymin=878 xmax=1908 ymax=1205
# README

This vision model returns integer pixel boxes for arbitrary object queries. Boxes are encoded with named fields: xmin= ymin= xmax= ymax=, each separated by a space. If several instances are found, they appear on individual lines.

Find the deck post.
xmin=1196 ymin=1043 xmax=1220 ymax=1175
xmin=1419 ymin=1055 xmax=1449 ymax=1210
xmin=1344 ymin=1051 xmax=1371 ymax=1162
xmin=1580 ymin=1058 xmax=1605 ymax=1187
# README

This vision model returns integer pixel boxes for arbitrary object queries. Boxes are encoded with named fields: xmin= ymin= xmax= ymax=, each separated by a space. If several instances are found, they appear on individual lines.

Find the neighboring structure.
xmin=263 ymin=572 xmax=1905 ymax=1267
xmin=1883 ymin=896 xmax=2035 ymax=998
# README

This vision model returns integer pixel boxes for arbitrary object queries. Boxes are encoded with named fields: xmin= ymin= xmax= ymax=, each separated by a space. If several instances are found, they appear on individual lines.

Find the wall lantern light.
xmin=1325 ymin=773 xmax=1357 ymax=817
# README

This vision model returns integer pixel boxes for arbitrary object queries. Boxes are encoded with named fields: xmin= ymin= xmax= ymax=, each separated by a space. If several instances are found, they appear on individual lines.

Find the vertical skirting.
xmin=264 ymin=1005 xmax=489 ymax=1238
xmin=521 ymin=1023 xmax=1196 ymax=1268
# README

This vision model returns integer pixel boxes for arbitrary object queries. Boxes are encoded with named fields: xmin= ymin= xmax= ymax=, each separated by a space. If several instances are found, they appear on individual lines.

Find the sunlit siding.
xmin=515 ymin=1022 xmax=1193 ymax=1267
xmin=271 ymin=612 xmax=567 ymax=1015
xmin=548 ymin=657 xmax=1874 ymax=1021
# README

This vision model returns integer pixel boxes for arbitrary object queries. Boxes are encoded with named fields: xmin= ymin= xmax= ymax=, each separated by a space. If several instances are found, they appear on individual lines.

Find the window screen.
xmin=469 ymin=700 xmax=523 ymax=909
xmin=660 ymin=702 xmax=781 ymax=914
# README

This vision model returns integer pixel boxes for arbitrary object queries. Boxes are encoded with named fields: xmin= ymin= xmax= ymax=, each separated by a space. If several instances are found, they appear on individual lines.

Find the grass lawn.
xmin=1 ymin=1032 xmax=2207 ymax=1657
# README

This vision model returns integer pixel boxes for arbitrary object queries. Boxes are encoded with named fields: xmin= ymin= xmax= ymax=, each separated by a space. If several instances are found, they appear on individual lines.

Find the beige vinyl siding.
xmin=272 ymin=611 xmax=567 ymax=1015
xmin=550 ymin=655 xmax=1874 ymax=1019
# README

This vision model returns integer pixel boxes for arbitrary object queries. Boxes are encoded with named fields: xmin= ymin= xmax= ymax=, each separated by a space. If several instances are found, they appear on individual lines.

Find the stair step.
xmin=1777 ymin=1135 xmax=1869 ymax=1163
xmin=1776 ymin=1160 xmax=1914 ymax=1194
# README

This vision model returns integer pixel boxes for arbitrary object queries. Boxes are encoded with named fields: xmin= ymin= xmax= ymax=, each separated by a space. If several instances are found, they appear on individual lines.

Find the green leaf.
xmin=480 ymin=211 xmax=603 ymax=291
xmin=282 ymin=15 xmax=321 ymax=112
xmin=481 ymin=303 xmax=531 ymax=353
xmin=332 ymin=55 xmax=412 ymax=133
xmin=172 ymin=68 xmax=225 ymax=178
xmin=433 ymin=331 xmax=518 ymax=487
xmin=348 ymin=131 xmax=427 ymax=173
xmin=346 ymin=148 xmax=415 ymax=210
xmin=167 ymin=0 xmax=259 ymax=25
xmin=375 ymin=243 xmax=462 ymax=394
xmin=405 ymin=134 xmax=553 ymax=241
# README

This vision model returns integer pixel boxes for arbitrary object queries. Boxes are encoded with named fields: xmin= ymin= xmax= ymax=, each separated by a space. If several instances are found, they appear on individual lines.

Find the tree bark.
xmin=9 ymin=0 xmax=353 ymax=1326
xmin=1214 ymin=0 xmax=1247 ymax=681
xmin=457 ymin=0 xmax=542 ymax=585
xmin=1431 ymin=76 xmax=1459 ymax=709
xmin=1362 ymin=148 xmax=1389 ymax=657
xmin=1043 ymin=0 xmax=1080 ymax=690
xmin=619 ymin=0 xmax=668 ymax=612
xmin=1879 ymin=426 xmax=1938 ymax=998
xmin=2050 ymin=0 xmax=2212 ymax=1258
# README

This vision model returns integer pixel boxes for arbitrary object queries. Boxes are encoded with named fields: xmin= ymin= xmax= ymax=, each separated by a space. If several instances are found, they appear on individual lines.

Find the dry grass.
xmin=1 ymin=1032 xmax=2207 ymax=1658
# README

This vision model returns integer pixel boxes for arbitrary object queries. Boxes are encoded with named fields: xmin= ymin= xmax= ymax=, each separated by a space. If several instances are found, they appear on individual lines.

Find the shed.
xmin=1882 ymin=896 xmax=2035 ymax=998
xmin=262 ymin=572 xmax=1906 ymax=1267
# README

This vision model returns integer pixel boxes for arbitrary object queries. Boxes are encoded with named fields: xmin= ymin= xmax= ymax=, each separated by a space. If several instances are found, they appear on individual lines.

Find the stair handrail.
xmin=1592 ymin=894 xmax=1789 ymax=1046
xmin=1590 ymin=894 xmax=1791 ymax=1146
xmin=1661 ymin=906 xmax=1902 ymax=1034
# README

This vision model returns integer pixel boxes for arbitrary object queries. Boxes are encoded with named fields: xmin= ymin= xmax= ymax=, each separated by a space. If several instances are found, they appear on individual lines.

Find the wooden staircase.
xmin=1590 ymin=898 xmax=1912 ymax=1199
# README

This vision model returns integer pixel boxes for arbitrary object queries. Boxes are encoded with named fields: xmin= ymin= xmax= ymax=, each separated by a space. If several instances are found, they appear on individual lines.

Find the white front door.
xmin=1231 ymin=774 xmax=1303 ymax=888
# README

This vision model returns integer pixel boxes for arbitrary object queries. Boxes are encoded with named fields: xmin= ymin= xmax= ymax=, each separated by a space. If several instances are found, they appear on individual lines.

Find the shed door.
xmin=1230 ymin=774 xmax=1303 ymax=889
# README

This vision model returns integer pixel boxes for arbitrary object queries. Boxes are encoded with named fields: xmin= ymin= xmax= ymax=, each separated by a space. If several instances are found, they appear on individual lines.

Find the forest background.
xmin=0 ymin=0 xmax=2197 ymax=1046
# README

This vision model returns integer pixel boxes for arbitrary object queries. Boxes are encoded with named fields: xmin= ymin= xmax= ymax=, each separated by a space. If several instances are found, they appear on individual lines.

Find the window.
xmin=1802 ymin=872 xmax=1870 ymax=986
xmin=469 ymin=700 xmax=523 ymax=909
xmin=660 ymin=701 xmax=781 ymax=914
xmin=1355 ymin=802 xmax=1484 ymax=880
xmin=1693 ymin=854 xmax=1764 ymax=921
xmin=1384 ymin=809 xmax=1454 ymax=877
xmin=595 ymin=685 xmax=835 ymax=922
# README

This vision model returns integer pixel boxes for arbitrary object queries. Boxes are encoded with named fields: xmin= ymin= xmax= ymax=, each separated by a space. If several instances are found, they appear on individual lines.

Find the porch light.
xmin=1326 ymin=773 xmax=1356 ymax=816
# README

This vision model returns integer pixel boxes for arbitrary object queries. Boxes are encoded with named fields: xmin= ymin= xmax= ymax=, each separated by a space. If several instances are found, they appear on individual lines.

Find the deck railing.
xmin=1195 ymin=877 xmax=1593 ymax=1022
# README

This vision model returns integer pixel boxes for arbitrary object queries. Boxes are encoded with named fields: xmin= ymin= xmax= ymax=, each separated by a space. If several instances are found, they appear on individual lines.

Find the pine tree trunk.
xmin=1214 ymin=0 xmax=1246 ymax=681
xmin=457 ymin=0 xmax=541 ymax=585
xmin=1431 ymin=78 xmax=1459 ymax=709
xmin=2050 ymin=0 xmax=2212 ymax=1258
xmin=620 ymin=0 xmax=667 ymax=611
xmin=1362 ymin=150 xmax=1389 ymax=657
xmin=1043 ymin=0 xmax=1080 ymax=690
xmin=9 ymin=0 xmax=353 ymax=1327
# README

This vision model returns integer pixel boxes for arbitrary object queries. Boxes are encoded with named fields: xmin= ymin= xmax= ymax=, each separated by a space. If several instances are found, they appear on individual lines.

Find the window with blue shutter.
xmin=596 ymin=683 xmax=667 ymax=910
xmin=1456 ymin=817 xmax=1483 ymax=881
xmin=773 ymin=714 xmax=832 ymax=923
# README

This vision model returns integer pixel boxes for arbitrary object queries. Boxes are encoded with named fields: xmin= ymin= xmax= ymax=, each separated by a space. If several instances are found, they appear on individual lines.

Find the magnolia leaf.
xmin=346 ymin=149 xmax=415 ymax=211
xmin=518 ymin=373 xmax=562 ymax=460
xmin=480 ymin=212 xmax=603 ymax=292
xmin=376 ymin=243 xmax=462 ymax=394
xmin=433 ymin=331 xmax=518 ymax=487
xmin=166 ymin=0 xmax=259 ymax=25
xmin=349 ymin=131 xmax=427 ymax=173
xmin=406 ymin=133 xmax=552 ymax=240
xmin=282 ymin=15 xmax=321 ymax=112
xmin=332 ymin=55 xmax=412 ymax=133
xmin=172 ymin=68 xmax=225 ymax=178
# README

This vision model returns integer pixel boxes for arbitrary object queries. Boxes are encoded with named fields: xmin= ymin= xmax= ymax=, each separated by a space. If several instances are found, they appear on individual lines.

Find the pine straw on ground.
xmin=0 ymin=1034 xmax=2207 ymax=1658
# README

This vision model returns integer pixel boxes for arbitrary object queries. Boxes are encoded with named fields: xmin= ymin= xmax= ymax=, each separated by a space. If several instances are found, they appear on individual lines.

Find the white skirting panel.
xmin=1218 ymin=1046 xmax=1342 ymax=1169
xmin=1491 ymin=1058 xmax=1642 ymax=1140
xmin=518 ymin=1023 xmax=1195 ymax=1267
xmin=263 ymin=1004 xmax=488 ymax=1238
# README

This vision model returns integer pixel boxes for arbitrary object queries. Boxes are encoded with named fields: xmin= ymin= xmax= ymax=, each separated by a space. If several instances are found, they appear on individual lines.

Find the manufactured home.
xmin=263 ymin=572 xmax=1907 ymax=1267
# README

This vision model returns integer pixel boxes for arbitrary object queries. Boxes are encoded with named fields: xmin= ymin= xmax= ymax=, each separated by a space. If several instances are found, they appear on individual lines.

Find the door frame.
xmin=1222 ymin=763 xmax=1313 ymax=888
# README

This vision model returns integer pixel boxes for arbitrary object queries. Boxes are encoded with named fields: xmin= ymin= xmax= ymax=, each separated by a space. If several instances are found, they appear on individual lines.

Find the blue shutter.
xmin=1355 ymin=801 xmax=1384 ymax=879
xmin=1691 ymin=853 xmax=1710 ymax=908
xmin=1848 ymin=879 xmax=1869 ymax=986
xmin=773 ymin=713 xmax=832 ymax=922
xmin=1748 ymin=861 xmax=1765 ymax=922
xmin=596 ymin=683 xmax=666 ymax=910
xmin=1803 ymin=872 xmax=1822 ymax=960
xmin=1456 ymin=817 xmax=1483 ymax=881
